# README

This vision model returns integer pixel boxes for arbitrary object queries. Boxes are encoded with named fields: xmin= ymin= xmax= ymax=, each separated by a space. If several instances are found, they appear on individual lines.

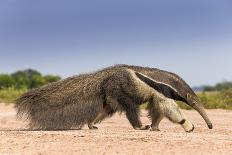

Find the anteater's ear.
xmin=186 ymin=93 xmax=191 ymax=100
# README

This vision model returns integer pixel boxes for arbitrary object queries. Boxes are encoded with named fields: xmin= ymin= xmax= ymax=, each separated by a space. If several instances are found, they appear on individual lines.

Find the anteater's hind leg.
xmin=88 ymin=123 xmax=98 ymax=129
xmin=92 ymin=112 xmax=106 ymax=125
xmin=147 ymin=103 xmax=164 ymax=131
xmin=93 ymin=96 xmax=119 ymax=124
xmin=87 ymin=108 xmax=103 ymax=130
xmin=88 ymin=97 xmax=118 ymax=129
xmin=88 ymin=112 xmax=102 ymax=130
xmin=150 ymin=98 xmax=194 ymax=132
xmin=117 ymin=97 xmax=150 ymax=130
xmin=88 ymin=98 xmax=118 ymax=129
xmin=93 ymin=104 xmax=116 ymax=124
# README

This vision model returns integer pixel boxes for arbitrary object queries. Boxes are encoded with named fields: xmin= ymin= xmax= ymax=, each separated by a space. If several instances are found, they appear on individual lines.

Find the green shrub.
xmin=0 ymin=87 xmax=27 ymax=103
xmin=197 ymin=91 xmax=231 ymax=109
xmin=44 ymin=75 xmax=61 ymax=83
xmin=0 ymin=74 xmax=16 ymax=89
xmin=0 ymin=69 xmax=62 ymax=90
xmin=12 ymin=69 xmax=46 ymax=89
xmin=30 ymin=74 xmax=46 ymax=88
xmin=11 ymin=71 xmax=30 ymax=89
xmin=178 ymin=90 xmax=232 ymax=110
xmin=177 ymin=101 xmax=192 ymax=110
xmin=203 ymin=81 xmax=232 ymax=91
xmin=0 ymin=69 xmax=62 ymax=103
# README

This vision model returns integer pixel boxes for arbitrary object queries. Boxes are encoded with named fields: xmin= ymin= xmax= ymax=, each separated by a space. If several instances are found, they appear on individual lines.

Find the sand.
xmin=0 ymin=103 xmax=231 ymax=155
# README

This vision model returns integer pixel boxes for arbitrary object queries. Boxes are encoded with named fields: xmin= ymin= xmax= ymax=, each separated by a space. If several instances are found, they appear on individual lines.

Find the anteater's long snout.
xmin=192 ymin=104 xmax=213 ymax=129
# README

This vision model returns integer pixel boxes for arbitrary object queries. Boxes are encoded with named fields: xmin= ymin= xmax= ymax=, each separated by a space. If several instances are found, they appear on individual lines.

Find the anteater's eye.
xmin=192 ymin=101 xmax=196 ymax=105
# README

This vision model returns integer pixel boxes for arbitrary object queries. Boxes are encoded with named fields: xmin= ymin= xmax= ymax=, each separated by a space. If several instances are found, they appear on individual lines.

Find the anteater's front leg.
xmin=150 ymin=98 xmax=194 ymax=132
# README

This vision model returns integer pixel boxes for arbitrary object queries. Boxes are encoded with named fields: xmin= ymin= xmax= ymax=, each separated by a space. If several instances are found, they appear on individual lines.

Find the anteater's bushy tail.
xmin=15 ymin=83 xmax=103 ymax=130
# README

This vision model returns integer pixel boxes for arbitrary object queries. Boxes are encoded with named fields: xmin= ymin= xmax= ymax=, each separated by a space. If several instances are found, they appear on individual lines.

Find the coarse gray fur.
xmin=15 ymin=64 xmax=213 ymax=131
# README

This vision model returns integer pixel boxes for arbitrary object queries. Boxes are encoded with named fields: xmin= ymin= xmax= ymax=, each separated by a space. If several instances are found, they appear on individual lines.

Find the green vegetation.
xmin=177 ymin=90 xmax=232 ymax=110
xmin=0 ymin=87 xmax=27 ymax=103
xmin=0 ymin=69 xmax=61 ymax=103
xmin=199 ymin=90 xmax=232 ymax=109
xmin=203 ymin=81 xmax=232 ymax=91
xmin=3 ymin=69 xmax=61 ymax=89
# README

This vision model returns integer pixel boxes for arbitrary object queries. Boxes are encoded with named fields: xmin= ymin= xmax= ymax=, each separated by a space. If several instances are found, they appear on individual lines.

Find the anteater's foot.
xmin=150 ymin=126 xmax=160 ymax=131
xmin=186 ymin=124 xmax=194 ymax=133
xmin=90 ymin=126 xmax=98 ymax=130
xmin=88 ymin=124 xmax=98 ymax=130
xmin=181 ymin=119 xmax=194 ymax=133
xmin=134 ymin=125 xmax=150 ymax=130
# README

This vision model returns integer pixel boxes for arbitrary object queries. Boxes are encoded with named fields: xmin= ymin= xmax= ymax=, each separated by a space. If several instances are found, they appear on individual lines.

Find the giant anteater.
xmin=16 ymin=65 xmax=213 ymax=132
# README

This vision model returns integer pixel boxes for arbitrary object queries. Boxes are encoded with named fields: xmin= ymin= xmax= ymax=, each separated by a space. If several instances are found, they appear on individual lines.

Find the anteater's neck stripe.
xmin=135 ymin=72 xmax=186 ymax=102
xmin=135 ymin=72 xmax=179 ymax=93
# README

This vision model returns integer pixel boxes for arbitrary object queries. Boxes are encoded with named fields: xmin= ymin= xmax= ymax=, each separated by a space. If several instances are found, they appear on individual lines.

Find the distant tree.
xmin=203 ymin=81 xmax=232 ymax=91
xmin=12 ymin=69 xmax=44 ymax=89
xmin=44 ymin=75 xmax=61 ymax=83
xmin=204 ymin=86 xmax=215 ymax=91
xmin=11 ymin=71 xmax=29 ymax=89
xmin=0 ymin=74 xmax=15 ymax=89
xmin=30 ymin=74 xmax=46 ymax=89
xmin=0 ymin=69 xmax=61 ymax=90
xmin=215 ymin=81 xmax=232 ymax=91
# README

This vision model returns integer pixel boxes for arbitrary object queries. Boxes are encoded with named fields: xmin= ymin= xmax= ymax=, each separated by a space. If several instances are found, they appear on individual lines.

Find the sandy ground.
xmin=0 ymin=103 xmax=232 ymax=155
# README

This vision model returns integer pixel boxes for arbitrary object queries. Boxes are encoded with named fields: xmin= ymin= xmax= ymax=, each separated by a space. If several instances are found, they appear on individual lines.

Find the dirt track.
xmin=0 ymin=103 xmax=231 ymax=155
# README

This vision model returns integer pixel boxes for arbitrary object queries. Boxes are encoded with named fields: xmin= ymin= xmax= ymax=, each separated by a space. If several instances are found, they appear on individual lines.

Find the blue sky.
xmin=0 ymin=0 xmax=231 ymax=86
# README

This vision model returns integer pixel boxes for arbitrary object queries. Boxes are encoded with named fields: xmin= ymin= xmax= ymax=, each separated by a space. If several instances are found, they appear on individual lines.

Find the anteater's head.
xmin=135 ymin=70 xmax=213 ymax=129
xmin=184 ymin=90 xmax=213 ymax=129
xmin=165 ymin=72 xmax=213 ymax=129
